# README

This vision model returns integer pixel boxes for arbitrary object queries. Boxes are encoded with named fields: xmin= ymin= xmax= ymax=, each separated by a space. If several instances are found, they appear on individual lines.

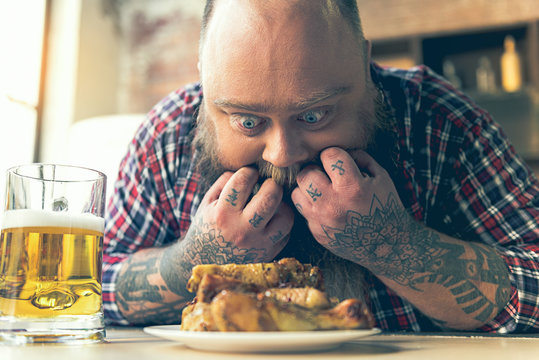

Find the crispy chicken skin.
xmin=195 ymin=273 xmax=332 ymax=308
xmin=182 ymin=290 xmax=374 ymax=331
xmin=187 ymin=258 xmax=324 ymax=293
xmin=181 ymin=258 xmax=374 ymax=331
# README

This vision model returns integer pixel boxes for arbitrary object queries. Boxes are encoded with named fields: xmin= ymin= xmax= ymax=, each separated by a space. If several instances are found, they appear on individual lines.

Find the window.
xmin=0 ymin=1 xmax=47 ymax=214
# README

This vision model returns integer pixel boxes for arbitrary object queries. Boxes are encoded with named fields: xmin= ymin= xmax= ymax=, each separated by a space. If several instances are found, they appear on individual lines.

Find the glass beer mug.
xmin=0 ymin=164 xmax=106 ymax=344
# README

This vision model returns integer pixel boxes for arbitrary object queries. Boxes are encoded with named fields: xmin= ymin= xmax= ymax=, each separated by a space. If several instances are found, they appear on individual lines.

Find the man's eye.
xmin=233 ymin=115 xmax=264 ymax=132
xmin=242 ymin=118 xmax=258 ymax=129
xmin=298 ymin=109 xmax=327 ymax=124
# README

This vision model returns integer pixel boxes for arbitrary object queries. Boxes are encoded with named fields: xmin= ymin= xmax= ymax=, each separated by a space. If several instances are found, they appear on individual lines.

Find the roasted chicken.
xmin=181 ymin=258 xmax=374 ymax=332
xmin=187 ymin=258 xmax=324 ymax=293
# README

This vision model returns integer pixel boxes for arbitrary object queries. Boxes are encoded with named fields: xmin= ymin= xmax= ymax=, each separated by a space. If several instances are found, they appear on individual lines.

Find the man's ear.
xmin=365 ymin=39 xmax=372 ymax=64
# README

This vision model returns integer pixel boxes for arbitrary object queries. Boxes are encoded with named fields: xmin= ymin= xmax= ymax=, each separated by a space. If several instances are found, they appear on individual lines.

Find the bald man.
xmin=104 ymin=0 xmax=539 ymax=333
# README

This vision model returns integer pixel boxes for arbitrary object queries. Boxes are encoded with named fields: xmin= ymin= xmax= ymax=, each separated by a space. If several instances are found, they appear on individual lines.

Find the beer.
xmin=0 ymin=209 xmax=104 ymax=318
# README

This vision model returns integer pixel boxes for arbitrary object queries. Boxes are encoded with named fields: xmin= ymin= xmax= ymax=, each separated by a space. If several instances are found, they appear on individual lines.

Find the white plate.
xmin=143 ymin=325 xmax=380 ymax=353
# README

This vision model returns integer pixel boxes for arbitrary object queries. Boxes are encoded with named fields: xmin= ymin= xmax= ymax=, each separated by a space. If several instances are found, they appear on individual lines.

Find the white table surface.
xmin=1 ymin=327 xmax=539 ymax=360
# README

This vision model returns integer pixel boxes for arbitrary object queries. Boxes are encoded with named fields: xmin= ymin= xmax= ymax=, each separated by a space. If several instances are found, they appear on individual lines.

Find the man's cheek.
xmin=214 ymin=134 xmax=253 ymax=170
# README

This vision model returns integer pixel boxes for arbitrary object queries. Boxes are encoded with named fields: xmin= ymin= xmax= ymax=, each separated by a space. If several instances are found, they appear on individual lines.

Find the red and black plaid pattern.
xmin=103 ymin=64 xmax=539 ymax=332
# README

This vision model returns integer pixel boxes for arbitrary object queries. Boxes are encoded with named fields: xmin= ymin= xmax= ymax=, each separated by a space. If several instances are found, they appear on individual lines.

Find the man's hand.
xmin=291 ymin=147 xmax=511 ymax=330
xmin=182 ymin=167 xmax=294 ymax=265
xmin=291 ymin=147 xmax=405 ymax=266
xmin=115 ymin=167 xmax=293 ymax=325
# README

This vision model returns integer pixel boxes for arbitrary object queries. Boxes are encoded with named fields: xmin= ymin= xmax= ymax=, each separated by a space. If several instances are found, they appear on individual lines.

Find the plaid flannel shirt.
xmin=103 ymin=63 xmax=539 ymax=332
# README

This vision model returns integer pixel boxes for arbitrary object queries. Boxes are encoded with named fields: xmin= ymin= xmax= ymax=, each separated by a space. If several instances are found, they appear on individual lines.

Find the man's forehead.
xmin=212 ymin=85 xmax=353 ymax=113
xmin=201 ymin=0 xmax=367 ymax=113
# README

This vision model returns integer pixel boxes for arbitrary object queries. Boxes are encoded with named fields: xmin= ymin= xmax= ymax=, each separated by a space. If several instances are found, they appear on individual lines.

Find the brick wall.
xmin=116 ymin=0 xmax=203 ymax=113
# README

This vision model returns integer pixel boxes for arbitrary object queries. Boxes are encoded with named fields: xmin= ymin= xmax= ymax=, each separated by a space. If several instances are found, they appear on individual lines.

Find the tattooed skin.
xmin=249 ymin=213 xmax=264 ymax=228
xmin=225 ymin=188 xmax=239 ymax=206
xmin=116 ymin=252 xmax=190 ymax=325
xmin=116 ymin=216 xmax=269 ymax=324
xmin=269 ymin=230 xmax=285 ymax=244
xmin=331 ymin=160 xmax=346 ymax=175
xmin=306 ymin=184 xmax=322 ymax=202
xmin=321 ymin=192 xmax=511 ymax=325
xmin=181 ymin=217 xmax=269 ymax=265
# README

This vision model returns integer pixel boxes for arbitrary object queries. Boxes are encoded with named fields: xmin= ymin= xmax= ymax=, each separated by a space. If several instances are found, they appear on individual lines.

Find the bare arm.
xmin=323 ymin=202 xmax=511 ymax=329
xmin=292 ymin=147 xmax=511 ymax=330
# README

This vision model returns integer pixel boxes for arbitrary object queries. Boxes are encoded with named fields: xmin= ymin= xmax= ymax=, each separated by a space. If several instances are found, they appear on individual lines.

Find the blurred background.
xmin=0 ymin=0 xmax=538 ymax=210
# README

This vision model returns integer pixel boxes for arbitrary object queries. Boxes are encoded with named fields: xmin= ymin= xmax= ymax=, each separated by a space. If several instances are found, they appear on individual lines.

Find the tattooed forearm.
xmin=116 ymin=257 xmax=164 ymax=307
xmin=321 ymin=192 xmax=511 ymax=326
xmin=116 ymin=216 xmax=270 ymax=324
xmin=116 ymin=250 xmax=191 ymax=325
xmin=409 ymin=241 xmax=511 ymax=323
xmin=180 ymin=217 xmax=268 ymax=265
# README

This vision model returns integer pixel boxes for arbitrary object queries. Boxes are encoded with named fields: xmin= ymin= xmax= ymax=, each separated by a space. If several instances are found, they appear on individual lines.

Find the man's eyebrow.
xmin=294 ymin=86 xmax=352 ymax=109
xmin=213 ymin=85 xmax=352 ymax=113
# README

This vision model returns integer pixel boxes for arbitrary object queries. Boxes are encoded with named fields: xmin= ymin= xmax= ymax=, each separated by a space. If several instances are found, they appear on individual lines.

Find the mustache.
xmin=252 ymin=158 xmax=317 ymax=204
xmin=255 ymin=152 xmax=343 ymax=189
xmin=255 ymin=160 xmax=302 ymax=189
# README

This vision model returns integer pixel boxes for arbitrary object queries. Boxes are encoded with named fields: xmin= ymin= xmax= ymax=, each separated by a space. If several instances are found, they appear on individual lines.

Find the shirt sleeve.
xmin=102 ymin=112 xmax=170 ymax=325
xmin=449 ymin=113 xmax=539 ymax=333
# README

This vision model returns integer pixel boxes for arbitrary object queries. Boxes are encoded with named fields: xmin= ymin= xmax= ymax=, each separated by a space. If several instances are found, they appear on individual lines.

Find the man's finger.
xmin=290 ymin=185 xmax=312 ymax=218
xmin=218 ymin=167 xmax=259 ymax=209
xmin=296 ymin=165 xmax=330 ymax=204
xmin=320 ymin=147 xmax=363 ymax=189
xmin=200 ymin=171 xmax=234 ymax=207
xmin=243 ymin=178 xmax=284 ymax=229
xmin=264 ymin=202 xmax=294 ymax=245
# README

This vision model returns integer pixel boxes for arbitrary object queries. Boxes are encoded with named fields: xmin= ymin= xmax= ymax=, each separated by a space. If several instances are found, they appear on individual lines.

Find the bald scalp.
xmin=198 ymin=0 xmax=370 ymax=103
xmin=199 ymin=0 xmax=366 ymax=58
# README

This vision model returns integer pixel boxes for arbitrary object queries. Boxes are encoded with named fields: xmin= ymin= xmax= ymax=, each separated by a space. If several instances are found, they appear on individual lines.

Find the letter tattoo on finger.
xmin=226 ymin=188 xmax=240 ymax=206
xmin=269 ymin=230 xmax=284 ymax=244
xmin=331 ymin=160 xmax=345 ymax=175
xmin=249 ymin=212 xmax=264 ymax=228
xmin=306 ymin=183 xmax=322 ymax=202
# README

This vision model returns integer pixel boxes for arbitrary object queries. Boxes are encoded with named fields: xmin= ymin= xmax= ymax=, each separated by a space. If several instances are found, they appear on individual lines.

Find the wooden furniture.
xmin=359 ymin=0 xmax=539 ymax=162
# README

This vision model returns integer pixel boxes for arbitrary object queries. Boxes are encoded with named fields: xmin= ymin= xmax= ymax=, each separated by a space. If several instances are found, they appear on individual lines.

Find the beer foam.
xmin=1 ymin=209 xmax=104 ymax=232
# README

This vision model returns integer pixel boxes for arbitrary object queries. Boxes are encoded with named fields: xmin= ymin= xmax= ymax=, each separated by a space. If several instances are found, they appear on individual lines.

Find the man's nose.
xmin=261 ymin=128 xmax=308 ymax=168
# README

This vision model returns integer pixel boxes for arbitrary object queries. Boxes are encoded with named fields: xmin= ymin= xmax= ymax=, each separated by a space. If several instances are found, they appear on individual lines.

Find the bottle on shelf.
xmin=500 ymin=35 xmax=523 ymax=92
xmin=442 ymin=60 xmax=462 ymax=89
xmin=476 ymin=56 xmax=497 ymax=94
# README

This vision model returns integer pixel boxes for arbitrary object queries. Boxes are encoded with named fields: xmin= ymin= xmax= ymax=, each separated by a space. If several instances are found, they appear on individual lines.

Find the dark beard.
xmin=191 ymin=106 xmax=227 ymax=195
xmin=191 ymin=86 xmax=397 ymax=302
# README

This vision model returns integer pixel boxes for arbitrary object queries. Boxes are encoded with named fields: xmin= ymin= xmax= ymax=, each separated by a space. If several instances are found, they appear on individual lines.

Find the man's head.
xmin=199 ymin=0 xmax=368 ymax=61
xmin=194 ymin=0 xmax=382 ymax=192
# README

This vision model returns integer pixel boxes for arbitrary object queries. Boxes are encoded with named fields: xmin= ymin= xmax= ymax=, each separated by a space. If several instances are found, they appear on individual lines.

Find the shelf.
xmin=370 ymin=19 xmax=539 ymax=161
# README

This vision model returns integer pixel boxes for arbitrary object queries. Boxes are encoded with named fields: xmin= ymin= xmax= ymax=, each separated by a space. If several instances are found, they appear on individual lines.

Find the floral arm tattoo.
xmin=321 ymin=193 xmax=511 ymax=324
xmin=115 ymin=252 xmax=190 ymax=325
xmin=116 ymin=217 xmax=268 ymax=324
